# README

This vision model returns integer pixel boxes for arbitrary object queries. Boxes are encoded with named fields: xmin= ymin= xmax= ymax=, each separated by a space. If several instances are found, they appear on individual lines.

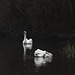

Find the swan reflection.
xmin=34 ymin=56 xmax=53 ymax=67
xmin=25 ymin=43 xmax=32 ymax=49
xmin=22 ymin=43 xmax=32 ymax=60
xmin=23 ymin=44 xmax=26 ymax=60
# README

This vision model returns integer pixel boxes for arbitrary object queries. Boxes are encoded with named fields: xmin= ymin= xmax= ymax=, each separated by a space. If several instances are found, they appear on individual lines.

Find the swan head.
xmin=24 ymin=31 xmax=27 ymax=35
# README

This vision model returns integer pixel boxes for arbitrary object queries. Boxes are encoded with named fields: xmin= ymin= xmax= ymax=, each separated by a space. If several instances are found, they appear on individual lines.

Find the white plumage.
xmin=34 ymin=49 xmax=53 ymax=57
xmin=23 ymin=31 xmax=33 ymax=44
xmin=34 ymin=49 xmax=53 ymax=67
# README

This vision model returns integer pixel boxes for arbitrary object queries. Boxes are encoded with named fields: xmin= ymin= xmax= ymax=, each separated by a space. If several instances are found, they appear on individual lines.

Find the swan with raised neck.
xmin=23 ymin=31 xmax=33 ymax=44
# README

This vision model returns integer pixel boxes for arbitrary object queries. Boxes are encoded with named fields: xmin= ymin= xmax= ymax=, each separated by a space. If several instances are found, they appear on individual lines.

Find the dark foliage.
xmin=0 ymin=0 xmax=75 ymax=40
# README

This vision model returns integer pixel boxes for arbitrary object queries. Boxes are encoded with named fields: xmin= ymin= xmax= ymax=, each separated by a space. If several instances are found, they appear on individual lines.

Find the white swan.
xmin=34 ymin=49 xmax=53 ymax=67
xmin=23 ymin=31 xmax=33 ymax=44
xmin=34 ymin=49 xmax=53 ymax=57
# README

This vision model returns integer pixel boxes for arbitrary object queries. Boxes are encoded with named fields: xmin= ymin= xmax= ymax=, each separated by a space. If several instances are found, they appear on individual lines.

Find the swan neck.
xmin=24 ymin=34 xmax=26 ymax=40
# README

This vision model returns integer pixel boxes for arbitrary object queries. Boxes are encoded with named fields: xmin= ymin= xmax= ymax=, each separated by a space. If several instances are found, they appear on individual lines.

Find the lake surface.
xmin=0 ymin=38 xmax=75 ymax=75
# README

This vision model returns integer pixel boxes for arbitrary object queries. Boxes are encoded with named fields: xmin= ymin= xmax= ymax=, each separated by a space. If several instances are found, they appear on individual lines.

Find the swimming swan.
xmin=34 ymin=49 xmax=53 ymax=67
xmin=34 ymin=49 xmax=53 ymax=57
xmin=23 ymin=31 xmax=33 ymax=44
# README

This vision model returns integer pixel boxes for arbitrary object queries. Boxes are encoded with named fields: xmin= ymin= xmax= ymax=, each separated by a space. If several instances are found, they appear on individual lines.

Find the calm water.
xmin=0 ymin=38 xmax=75 ymax=75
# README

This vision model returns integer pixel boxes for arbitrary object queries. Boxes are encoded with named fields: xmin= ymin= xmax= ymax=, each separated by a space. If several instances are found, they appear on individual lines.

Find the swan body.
xmin=34 ymin=49 xmax=53 ymax=57
xmin=23 ymin=31 xmax=33 ymax=44
xmin=23 ymin=38 xmax=33 ymax=44
xmin=34 ymin=49 xmax=53 ymax=67
xmin=26 ymin=38 xmax=32 ymax=44
xmin=34 ymin=49 xmax=46 ymax=57
xmin=45 ymin=52 xmax=53 ymax=57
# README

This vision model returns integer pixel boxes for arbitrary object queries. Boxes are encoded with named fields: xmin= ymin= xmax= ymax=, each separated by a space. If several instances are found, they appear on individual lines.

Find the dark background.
xmin=0 ymin=0 xmax=75 ymax=41
xmin=0 ymin=1 xmax=75 ymax=75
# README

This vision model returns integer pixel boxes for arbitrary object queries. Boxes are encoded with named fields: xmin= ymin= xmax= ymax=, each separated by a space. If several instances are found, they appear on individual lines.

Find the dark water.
xmin=0 ymin=38 xmax=75 ymax=75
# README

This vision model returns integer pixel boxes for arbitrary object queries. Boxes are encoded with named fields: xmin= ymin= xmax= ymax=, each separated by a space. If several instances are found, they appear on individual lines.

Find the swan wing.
xmin=26 ymin=38 xmax=32 ymax=43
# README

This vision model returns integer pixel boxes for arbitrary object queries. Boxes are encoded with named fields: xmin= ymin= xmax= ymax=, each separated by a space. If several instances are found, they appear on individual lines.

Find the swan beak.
xmin=24 ymin=31 xmax=26 ymax=34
